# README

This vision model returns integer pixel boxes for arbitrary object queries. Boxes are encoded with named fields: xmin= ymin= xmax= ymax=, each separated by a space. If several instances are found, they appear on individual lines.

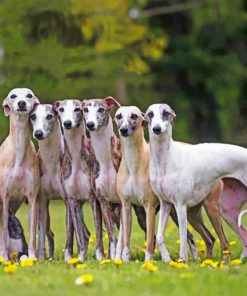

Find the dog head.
xmin=2 ymin=88 xmax=39 ymax=116
xmin=82 ymin=96 xmax=120 ymax=132
xmin=30 ymin=104 xmax=57 ymax=140
xmin=53 ymin=99 xmax=83 ymax=130
xmin=145 ymin=104 xmax=176 ymax=135
xmin=114 ymin=106 xmax=146 ymax=138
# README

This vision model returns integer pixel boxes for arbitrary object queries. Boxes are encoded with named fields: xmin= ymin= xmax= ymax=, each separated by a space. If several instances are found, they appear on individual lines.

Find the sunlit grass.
xmin=0 ymin=201 xmax=247 ymax=296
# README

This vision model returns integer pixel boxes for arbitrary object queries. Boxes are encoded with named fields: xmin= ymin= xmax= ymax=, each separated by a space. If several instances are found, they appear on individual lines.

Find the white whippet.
xmin=0 ymin=88 xmax=40 ymax=260
xmin=146 ymin=103 xmax=247 ymax=262
xmin=30 ymin=103 xmax=76 ymax=260
xmin=54 ymin=99 xmax=104 ymax=261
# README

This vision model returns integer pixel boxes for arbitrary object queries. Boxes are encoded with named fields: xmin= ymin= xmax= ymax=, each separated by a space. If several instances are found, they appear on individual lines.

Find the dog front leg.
xmin=38 ymin=197 xmax=48 ymax=260
xmin=115 ymin=214 xmax=123 ymax=260
xmin=156 ymin=200 xmax=171 ymax=262
xmin=45 ymin=200 xmax=55 ymax=259
xmin=175 ymin=204 xmax=188 ymax=262
xmin=64 ymin=199 xmax=74 ymax=261
xmin=100 ymin=199 xmax=116 ymax=260
xmin=122 ymin=200 xmax=132 ymax=262
xmin=90 ymin=197 xmax=104 ymax=261
xmin=145 ymin=203 xmax=156 ymax=262
xmin=68 ymin=198 xmax=86 ymax=261
xmin=0 ymin=199 xmax=9 ymax=260
xmin=28 ymin=199 xmax=37 ymax=258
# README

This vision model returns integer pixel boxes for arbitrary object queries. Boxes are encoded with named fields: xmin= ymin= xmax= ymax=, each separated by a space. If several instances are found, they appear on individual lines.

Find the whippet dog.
xmin=146 ymin=103 xmax=247 ymax=262
xmin=30 ymin=103 xmax=75 ymax=260
xmin=82 ymin=97 xmax=122 ymax=259
xmin=0 ymin=88 xmax=40 ymax=260
xmin=54 ymin=99 xmax=104 ymax=261
xmin=115 ymin=106 xmax=205 ymax=262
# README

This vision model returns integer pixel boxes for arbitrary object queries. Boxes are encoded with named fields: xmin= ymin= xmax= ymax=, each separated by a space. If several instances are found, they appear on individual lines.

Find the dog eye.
xmin=83 ymin=107 xmax=89 ymax=113
xmin=10 ymin=94 xmax=17 ymax=99
xmin=147 ymin=111 xmax=154 ymax=119
xmin=27 ymin=93 xmax=33 ymax=99
xmin=116 ymin=113 xmax=122 ymax=120
xmin=98 ymin=108 xmax=104 ymax=113
xmin=74 ymin=108 xmax=81 ymax=112
xmin=46 ymin=114 xmax=53 ymax=120
xmin=130 ymin=113 xmax=138 ymax=120
xmin=30 ymin=114 xmax=36 ymax=121
xmin=163 ymin=110 xmax=170 ymax=118
xmin=59 ymin=107 xmax=64 ymax=112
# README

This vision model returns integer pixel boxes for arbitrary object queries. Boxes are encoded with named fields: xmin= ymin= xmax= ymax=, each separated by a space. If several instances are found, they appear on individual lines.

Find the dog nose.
xmin=86 ymin=121 xmax=95 ymax=131
xmin=18 ymin=100 xmax=27 ymax=109
xmin=153 ymin=125 xmax=161 ymax=135
xmin=120 ymin=127 xmax=128 ymax=137
xmin=34 ymin=130 xmax=44 ymax=140
xmin=64 ymin=120 xmax=72 ymax=129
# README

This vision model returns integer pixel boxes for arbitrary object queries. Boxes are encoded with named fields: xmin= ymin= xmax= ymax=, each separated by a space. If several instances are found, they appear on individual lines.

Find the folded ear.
xmin=34 ymin=96 xmax=40 ymax=105
xmin=104 ymin=96 xmax=121 ymax=110
xmin=81 ymin=99 xmax=88 ymax=108
xmin=53 ymin=101 xmax=61 ymax=113
xmin=2 ymin=97 xmax=11 ymax=117
xmin=141 ymin=118 xmax=148 ymax=128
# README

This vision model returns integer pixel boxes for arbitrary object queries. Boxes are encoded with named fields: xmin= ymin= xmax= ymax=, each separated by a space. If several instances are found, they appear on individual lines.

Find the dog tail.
xmin=238 ymin=209 xmax=247 ymax=227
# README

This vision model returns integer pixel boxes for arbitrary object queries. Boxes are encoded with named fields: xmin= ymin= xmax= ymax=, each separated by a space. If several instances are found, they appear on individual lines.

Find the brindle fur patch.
xmin=111 ymin=135 xmax=122 ymax=172
xmin=61 ymin=140 xmax=72 ymax=179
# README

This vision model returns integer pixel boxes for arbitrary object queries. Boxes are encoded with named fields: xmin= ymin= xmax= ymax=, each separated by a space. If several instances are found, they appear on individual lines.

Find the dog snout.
xmin=86 ymin=121 xmax=95 ymax=131
xmin=34 ymin=130 xmax=44 ymax=140
xmin=17 ymin=100 xmax=27 ymax=110
xmin=153 ymin=125 xmax=161 ymax=135
xmin=120 ymin=126 xmax=129 ymax=137
xmin=63 ymin=120 xmax=72 ymax=129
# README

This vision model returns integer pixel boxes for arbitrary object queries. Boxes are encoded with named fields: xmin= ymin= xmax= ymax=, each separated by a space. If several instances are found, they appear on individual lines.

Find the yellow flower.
xmin=229 ymin=241 xmax=237 ymax=246
xmin=197 ymin=240 xmax=206 ymax=253
xmin=3 ymin=261 xmax=11 ymax=266
xmin=76 ymin=264 xmax=87 ymax=269
xmin=169 ymin=261 xmax=189 ymax=269
xmin=142 ymin=261 xmax=158 ymax=272
xmin=100 ymin=259 xmax=111 ymax=265
xmin=176 ymin=240 xmax=180 ymax=245
xmin=67 ymin=258 xmax=79 ymax=265
xmin=113 ymin=259 xmax=123 ymax=266
xmin=200 ymin=259 xmax=218 ymax=268
xmin=154 ymin=248 xmax=160 ymax=254
xmin=223 ymin=250 xmax=231 ymax=255
xmin=75 ymin=274 xmax=94 ymax=285
xmin=89 ymin=237 xmax=95 ymax=244
xmin=231 ymin=259 xmax=242 ymax=266
xmin=10 ymin=252 xmax=18 ymax=260
xmin=20 ymin=258 xmax=36 ymax=267
xmin=4 ymin=264 xmax=17 ymax=274
xmin=104 ymin=249 xmax=108 ymax=256
xmin=0 ymin=256 xmax=4 ymax=264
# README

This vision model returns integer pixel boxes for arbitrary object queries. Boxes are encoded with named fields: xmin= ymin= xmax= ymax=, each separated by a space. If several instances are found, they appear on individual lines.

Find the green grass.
xmin=1 ymin=201 xmax=247 ymax=296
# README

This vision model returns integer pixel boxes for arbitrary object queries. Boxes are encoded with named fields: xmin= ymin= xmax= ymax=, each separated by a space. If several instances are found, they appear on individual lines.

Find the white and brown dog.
xmin=0 ymin=88 xmax=40 ymax=260
xmin=146 ymin=103 xmax=247 ymax=261
xmin=30 ymin=103 xmax=75 ymax=260
xmin=54 ymin=99 xmax=104 ymax=261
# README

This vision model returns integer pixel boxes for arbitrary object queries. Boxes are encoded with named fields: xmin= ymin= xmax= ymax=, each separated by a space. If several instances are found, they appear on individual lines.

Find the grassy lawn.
xmin=1 ymin=201 xmax=247 ymax=296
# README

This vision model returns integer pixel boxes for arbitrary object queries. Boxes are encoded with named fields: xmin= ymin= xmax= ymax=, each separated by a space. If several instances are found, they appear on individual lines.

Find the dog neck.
xmin=149 ymin=123 xmax=173 ymax=167
xmin=63 ymin=123 xmax=85 ymax=165
xmin=121 ymin=126 xmax=146 ymax=174
xmin=9 ymin=113 xmax=32 ymax=164
xmin=39 ymin=120 xmax=64 ymax=170
xmin=90 ymin=116 xmax=114 ymax=166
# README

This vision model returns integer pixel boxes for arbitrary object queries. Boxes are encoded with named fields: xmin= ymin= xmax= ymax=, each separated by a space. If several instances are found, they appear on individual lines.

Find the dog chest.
xmin=122 ymin=175 xmax=147 ymax=206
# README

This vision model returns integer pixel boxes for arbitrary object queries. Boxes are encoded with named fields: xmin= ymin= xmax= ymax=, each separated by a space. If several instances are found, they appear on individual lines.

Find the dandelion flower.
xmin=100 ymin=259 xmax=111 ymax=265
xmin=231 ymin=259 xmax=242 ymax=266
xmin=200 ymin=259 xmax=218 ymax=268
xmin=114 ymin=259 xmax=123 ymax=266
xmin=67 ymin=258 xmax=79 ymax=265
xmin=169 ymin=261 xmax=189 ymax=269
xmin=4 ymin=264 xmax=17 ymax=274
xmin=20 ymin=258 xmax=36 ymax=267
xmin=0 ymin=256 xmax=4 ymax=264
xmin=223 ymin=250 xmax=231 ymax=255
xmin=103 ymin=249 xmax=108 ymax=256
xmin=10 ymin=252 xmax=18 ymax=260
xmin=176 ymin=240 xmax=180 ymax=245
xmin=3 ymin=261 xmax=11 ymax=266
xmin=75 ymin=274 xmax=94 ymax=285
xmin=77 ymin=264 xmax=87 ymax=269
xmin=142 ymin=261 xmax=158 ymax=272
xmin=229 ymin=241 xmax=237 ymax=246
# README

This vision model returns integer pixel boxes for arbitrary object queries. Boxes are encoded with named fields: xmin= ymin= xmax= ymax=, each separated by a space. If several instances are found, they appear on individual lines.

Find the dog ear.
xmin=81 ymin=99 xmax=88 ymax=108
xmin=2 ymin=97 xmax=11 ymax=117
xmin=53 ymin=101 xmax=61 ymax=113
xmin=104 ymin=96 xmax=121 ymax=110
xmin=170 ymin=108 xmax=176 ymax=121
xmin=141 ymin=112 xmax=148 ymax=128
